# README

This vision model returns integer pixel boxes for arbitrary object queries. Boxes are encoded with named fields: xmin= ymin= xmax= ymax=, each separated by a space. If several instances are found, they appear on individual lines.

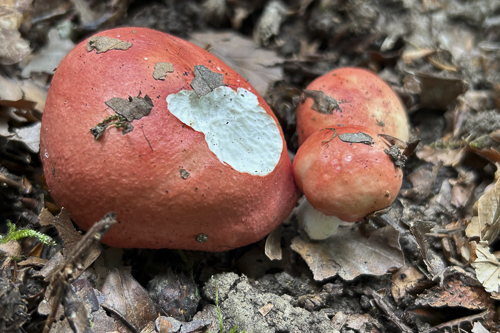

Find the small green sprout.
xmin=210 ymin=276 xmax=246 ymax=333
xmin=0 ymin=221 xmax=56 ymax=245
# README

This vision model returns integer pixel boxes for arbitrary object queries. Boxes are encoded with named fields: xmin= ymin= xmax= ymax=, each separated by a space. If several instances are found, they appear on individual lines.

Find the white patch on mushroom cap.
xmin=166 ymin=86 xmax=283 ymax=176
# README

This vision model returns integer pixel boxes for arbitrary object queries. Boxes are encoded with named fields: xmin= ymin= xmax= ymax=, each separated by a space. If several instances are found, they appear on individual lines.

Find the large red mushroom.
xmin=296 ymin=67 xmax=409 ymax=146
xmin=40 ymin=27 xmax=299 ymax=251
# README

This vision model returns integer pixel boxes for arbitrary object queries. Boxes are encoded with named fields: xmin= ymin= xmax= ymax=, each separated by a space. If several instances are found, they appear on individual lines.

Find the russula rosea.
xmin=40 ymin=27 xmax=299 ymax=251
xmin=296 ymin=67 xmax=409 ymax=145
xmin=293 ymin=125 xmax=403 ymax=240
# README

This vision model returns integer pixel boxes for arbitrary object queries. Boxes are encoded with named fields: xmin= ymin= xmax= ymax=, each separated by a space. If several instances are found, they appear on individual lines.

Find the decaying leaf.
xmin=153 ymin=62 xmax=174 ymax=80
xmin=265 ymin=225 xmax=283 ymax=261
xmin=0 ymin=75 xmax=47 ymax=112
xmin=415 ymin=276 xmax=491 ymax=310
xmin=391 ymin=264 xmax=430 ymax=304
xmin=471 ymin=241 xmax=500 ymax=294
xmin=105 ymin=95 xmax=154 ymax=122
xmin=302 ymin=90 xmax=345 ymax=114
xmin=42 ymin=213 xmax=117 ymax=333
xmin=338 ymin=132 xmax=373 ymax=145
xmin=189 ymin=31 xmax=284 ymax=95
xmin=21 ymin=28 xmax=75 ymax=77
xmin=101 ymin=267 xmax=158 ymax=332
xmin=87 ymin=36 xmax=132 ymax=53
xmin=12 ymin=122 xmax=41 ymax=153
xmin=416 ymin=145 xmax=464 ymax=166
xmin=155 ymin=316 xmax=213 ymax=333
xmin=0 ymin=0 xmax=31 ymax=65
xmin=466 ymin=178 xmax=500 ymax=242
xmin=291 ymin=226 xmax=404 ymax=281
xmin=253 ymin=0 xmax=287 ymax=46
xmin=190 ymin=65 xmax=224 ymax=97
xmin=91 ymin=94 xmax=154 ymax=139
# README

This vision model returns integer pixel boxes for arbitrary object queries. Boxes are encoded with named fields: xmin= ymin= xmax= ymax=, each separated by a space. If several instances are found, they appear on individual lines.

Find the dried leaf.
xmin=253 ymin=0 xmax=287 ymax=46
xmin=0 ymin=0 xmax=31 ymax=65
xmin=338 ymin=132 xmax=374 ymax=145
xmin=264 ymin=225 xmax=282 ymax=261
xmin=87 ymin=36 xmax=132 ymax=53
xmin=472 ymin=321 xmax=491 ymax=333
xmin=258 ymin=303 xmax=273 ymax=316
xmin=0 ymin=76 xmax=47 ymax=112
xmin=190 ymin=65 xmax=224 ymax=97
xmin=105 ymin=95 xmax=153 ymax=122
xmin=416 ymin=145 xmax=464 ymax=166
xmin=415 ymin=277 xmax=491 ymax=310
xmin=391 ymin=264 xmax=429 ymax=304
xmin=101 ymin=267 xmax=158 ymax=331
xmin=472 ymin=241 xmax=500 ymax=293
xmin=189 ymin=31 xmax=284 ymax=95
xmin=302 ymin=90 xmax=346 ymax=114
xmin=466 ymin=178 xmax=500 ymax=242
xmin=12 ymin=122 xmax=41 ymax=153
xmin=153 ymin=62 xmax=174 ymax=80
xmin=291 ymin=226 xmax=404 ymax=281
xmin=39 ymin=208 xmax=81 ymax=251
xmin=21 ymin=29 xmax=75 ymax=77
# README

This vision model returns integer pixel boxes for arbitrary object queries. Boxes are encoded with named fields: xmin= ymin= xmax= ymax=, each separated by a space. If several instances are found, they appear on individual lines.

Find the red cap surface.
xmin=296 ymin=67 xmax=409 ymax=146
xmin=293 ymin=125 xmax=403 ymax=222
xmin=41 ymin=27 xmax=299 ymax=251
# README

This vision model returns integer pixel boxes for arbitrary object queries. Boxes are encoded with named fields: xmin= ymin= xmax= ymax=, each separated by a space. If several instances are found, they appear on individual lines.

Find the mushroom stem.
xmin=297 ymin=198 xmax=342 ymax=240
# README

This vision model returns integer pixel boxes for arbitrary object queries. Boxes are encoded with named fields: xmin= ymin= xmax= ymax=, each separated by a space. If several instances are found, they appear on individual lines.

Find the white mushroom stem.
xmin=297 ymin=198 xmax=343 ymax=240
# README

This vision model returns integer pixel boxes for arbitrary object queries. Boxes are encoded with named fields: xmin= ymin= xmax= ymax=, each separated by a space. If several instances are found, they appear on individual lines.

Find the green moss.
xmin=0 ymin=221 xmax=56 ymax=246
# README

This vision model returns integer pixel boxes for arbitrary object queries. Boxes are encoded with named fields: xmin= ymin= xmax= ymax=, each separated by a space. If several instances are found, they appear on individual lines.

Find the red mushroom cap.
xmin=296 ymin=67 xmax=409 ymax=146
xmin=293 ymin=125 xmax=403 ymax=222
xmin=40 ymin=27 xmax=299 ymax=251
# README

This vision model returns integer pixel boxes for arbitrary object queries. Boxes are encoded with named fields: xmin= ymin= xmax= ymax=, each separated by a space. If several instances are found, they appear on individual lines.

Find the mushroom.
xmin=296 ymin=67 xmax=409 ymax=146
xmin=293 ymin=125 xmax=403 ymax=240
xmin=40 ymin=27 xmax=299 ymax=251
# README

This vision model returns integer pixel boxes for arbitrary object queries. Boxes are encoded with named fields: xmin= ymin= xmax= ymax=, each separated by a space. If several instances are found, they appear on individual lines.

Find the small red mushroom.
xmin=293 ymin=125 xmax=403 ymax=239
xmin=296 ymin=67 xmax=409 ymax=146
xmin=40 ymin=27 xmax=299 ymax=251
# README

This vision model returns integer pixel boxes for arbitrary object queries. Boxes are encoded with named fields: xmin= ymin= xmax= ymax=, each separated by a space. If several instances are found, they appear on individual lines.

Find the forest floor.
xmin=1 ymin=0 xmax=500 ymax=332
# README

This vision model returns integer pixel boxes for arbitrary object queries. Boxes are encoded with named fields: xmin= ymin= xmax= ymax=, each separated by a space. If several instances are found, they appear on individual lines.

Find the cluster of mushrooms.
xmin=40 ymin=27 xmax=409 ymax=251
xmin=293 ymin=67 xmax=409 ymax=240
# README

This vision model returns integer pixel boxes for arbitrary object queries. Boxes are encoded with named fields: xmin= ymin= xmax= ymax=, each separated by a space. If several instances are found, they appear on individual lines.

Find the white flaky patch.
xmin=166 ymin=87 xmax=283 ymax=176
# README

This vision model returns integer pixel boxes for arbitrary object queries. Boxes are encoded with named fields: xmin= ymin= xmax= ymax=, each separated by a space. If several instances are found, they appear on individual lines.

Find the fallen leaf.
xmin=153 ymin=62 xmax=174 ymax=80
xmin=12 ymin=122 xmax=41 ymax=153
xmin=291 ymin=226 xmax=404 ymax=281
xmin=87 ymin=36 xmax=132 ymax=53
xmin=466 ymin=178 xmax=500 ymax=243
xmin=265 ymin=225 xmax=282 ymax=261
xmin=472 ymin=321 xmax=491 ymax=333
xmin=21 ymin=28 xmax=75 ymax=78
xmin=101 ymin=267 xmax=158 ymax=331
xmin=253 ymin=0 xmax=287 ymax=46
xmin=471 ymin=241 xmax=500 ymax=293
xmin=190 ymin=65 xmax=224 ymax=97
xmin=416 ymin=145 xmax=464 ymax=166
xmin=391 ymin=264 xmax=430 ymax=304
xmin=189 ymin=31 xmax=284 ymax=95
xmin=0 ymin=0 xmax=31 ymax=65
xmin=258 ymin=303 xmax=274 ymax=316
xmin=415 ymin=277 xmax=491 ymax=310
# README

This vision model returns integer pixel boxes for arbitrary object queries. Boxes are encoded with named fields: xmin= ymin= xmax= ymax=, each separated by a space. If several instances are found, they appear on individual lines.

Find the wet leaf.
xmin=87 ymin=36 xmax=132 ymax=53
xmin=189 ymin=31 xmax=284 ymax=95
xmin=190 ymin=65 xmax=224 ymax=97
xmin=291 ymin=226 xmax=404 ymax=281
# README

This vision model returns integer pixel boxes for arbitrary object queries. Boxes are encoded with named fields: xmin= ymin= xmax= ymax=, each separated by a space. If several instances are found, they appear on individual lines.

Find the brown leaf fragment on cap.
xmin=302 ymin=90 xmax=346 ymax=114
xmin=153 ymin=62 xmax=174 ymax=80
xmin=180 ymin=169 xmax=190 ymax=179
xmin=339 ymin=132 xmax=373 ymax=145
xmin=190 ymin=65 xmax=224 ymax=97
xmin=86 ymin=36 xmax=132 ymax=53
xmin=105 ymin=95 xmax=154 ymax=122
